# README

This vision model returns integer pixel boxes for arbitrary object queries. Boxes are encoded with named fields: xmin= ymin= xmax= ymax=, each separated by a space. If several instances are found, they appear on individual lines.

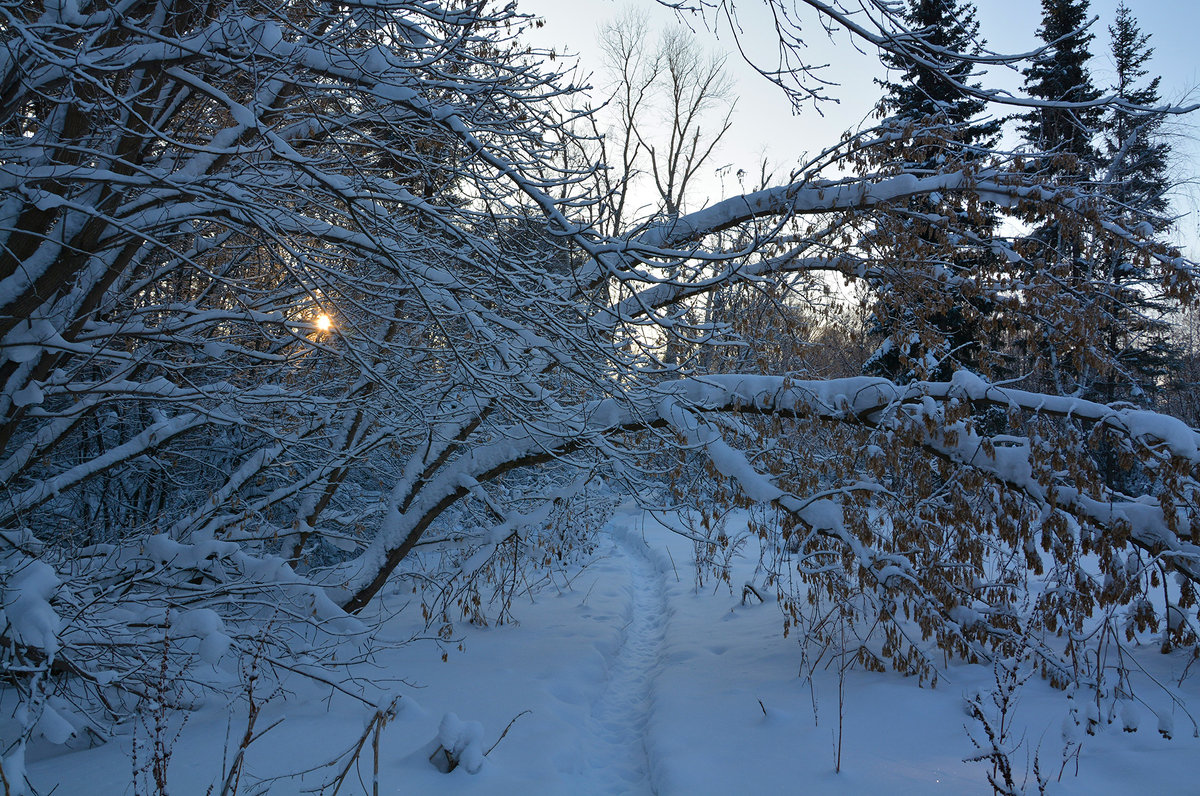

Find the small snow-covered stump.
xmin=429 ymin=713 xmax=486 ymax=774
xmin=1158 ymin=712 xmax=1174 ymax=740
xmin=1119 ymin=700 xmax=1139 ymax=733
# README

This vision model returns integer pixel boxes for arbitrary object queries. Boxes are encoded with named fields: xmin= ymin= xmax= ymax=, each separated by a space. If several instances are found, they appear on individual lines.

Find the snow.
xmin=33 ymin=702 xmax=75 ymax=745
xmin=0 ymin=559 xmax=61 ymax=656
xmin=979 ymin=434 xmax=1033 ymax=484
xmin=796 ymin=497 xmax=844 ymax=532
xmin=22 ymin=508 xmax=1200 ymax=795
xmin=435 ymin=713 xmax=486 ymax=774
xmin=1120 ymin=701 xmax=1139 ymax=733
xmin=3 ymin=743 xmax=29 ymax=796
xmin=698 ymin=434 xmax=785 ymax=503
xmin=0 ymin=319 xmax=63 ymax=364
xmin=634 ymin=172 xmax=984 ymax=249
xmin=10 ymin=382 xmax=42 ymax=407
xmin=1158 ymin=712 xmax=1175 ymax=740
xmin=170 ymin=609 xmax=232 ymax=666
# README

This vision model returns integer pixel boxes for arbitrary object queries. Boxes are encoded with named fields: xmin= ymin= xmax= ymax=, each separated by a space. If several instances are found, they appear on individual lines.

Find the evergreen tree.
xmin=878 ymin=0 xmax=997 ymax=142
xmin=1021 ymin=0 xmax=1102 ymax=169
xmin=1104 ymin=2 xmax=1171 ymax=232
xmin=1016 ymin=0 xmax=1104 ymax=396
xmin=866 ymin=0 xmax=1000 ymax=383
xmin=1093 ymin=2 xmax=1179 ymax=404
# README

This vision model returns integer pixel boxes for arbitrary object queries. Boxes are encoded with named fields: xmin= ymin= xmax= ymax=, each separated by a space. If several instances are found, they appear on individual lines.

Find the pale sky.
xmin=517 ymin=0 xmax=1200 ymax=255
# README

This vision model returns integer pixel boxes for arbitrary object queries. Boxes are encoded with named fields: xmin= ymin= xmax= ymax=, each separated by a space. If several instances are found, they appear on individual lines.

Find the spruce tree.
xmin=1017 ymin=0 xmax=1103 ymax=396
xmin=1021 ymin=0 xmax=1102 ymax=169
xmin=878 ymin=0 xmax=997 ymax=142
xmin=1105 ymin=2 xmax=1170 ymax=232
xmin=866 ymin=0 xmax=999 ymax=383
xmin=1094 ymin=2 xmax=1179 ymax=405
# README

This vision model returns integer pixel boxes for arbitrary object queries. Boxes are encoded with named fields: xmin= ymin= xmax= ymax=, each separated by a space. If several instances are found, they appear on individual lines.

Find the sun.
xmin=315 ymin=313 xmax=333 ymax=332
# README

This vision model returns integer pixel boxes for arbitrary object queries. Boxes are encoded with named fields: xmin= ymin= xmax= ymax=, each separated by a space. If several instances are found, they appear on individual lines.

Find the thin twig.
xmin=485 ymin=710 xmax=532 ymax=757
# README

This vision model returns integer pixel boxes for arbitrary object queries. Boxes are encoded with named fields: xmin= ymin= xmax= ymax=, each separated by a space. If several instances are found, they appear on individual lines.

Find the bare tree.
xmin=598 ymin=10 xmax=735 ymax=225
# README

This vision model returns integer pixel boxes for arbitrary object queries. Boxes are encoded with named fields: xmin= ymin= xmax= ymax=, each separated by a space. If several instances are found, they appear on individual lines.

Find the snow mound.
xmin=430 ymin=712 xmax=486 ymax=774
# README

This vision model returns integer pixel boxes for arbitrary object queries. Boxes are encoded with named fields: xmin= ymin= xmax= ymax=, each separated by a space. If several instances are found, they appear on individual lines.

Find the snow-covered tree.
xmin=1 ymin=0 xmax=1198 ymax=777
xmin=1010 ymin=0 xmax=1190 ymax=406
xmin=1021 ymin=0 xmax=1102 ymax=169
xmin=1104 ymin=4 xmax=1171 ymax=230
xmin=877 ymin=0 xmax=995 ymax=142
xmin=1089 ymin=2 xmax=1181 ymax=404
xmin=0 ymin=0 xmax=605 ymax=755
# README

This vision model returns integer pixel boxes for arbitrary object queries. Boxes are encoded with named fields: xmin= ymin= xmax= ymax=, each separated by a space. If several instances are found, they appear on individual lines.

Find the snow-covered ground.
xmin=27 ymin=505 xmax=1200 ymax=794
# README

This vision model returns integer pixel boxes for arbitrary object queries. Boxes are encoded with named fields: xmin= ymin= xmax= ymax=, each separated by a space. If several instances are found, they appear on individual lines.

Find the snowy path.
xmin=26 ymin=507 xmax=1200 ymax=796
xmin=586 ymin=520 xmax=669 ymax=794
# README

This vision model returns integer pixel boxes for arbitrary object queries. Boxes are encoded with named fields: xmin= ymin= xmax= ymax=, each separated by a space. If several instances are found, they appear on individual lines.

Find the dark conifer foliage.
xmin=1104 ymin=2 xmax=1171 ymax=232
xmin=1092 ymin=2 xmax=1180 ymax=404
xmin=1021 ymin=0 xmax=1103 ymax=167
xmin=867 ymin=0 xmax=1000 ymax=383
xmin=878 ymin=0 xmax=998 ymax=143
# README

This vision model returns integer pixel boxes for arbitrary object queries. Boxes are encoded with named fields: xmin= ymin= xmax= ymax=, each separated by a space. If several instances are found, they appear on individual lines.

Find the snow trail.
xmin=587 ymin=517 xmax=669 ymax=794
